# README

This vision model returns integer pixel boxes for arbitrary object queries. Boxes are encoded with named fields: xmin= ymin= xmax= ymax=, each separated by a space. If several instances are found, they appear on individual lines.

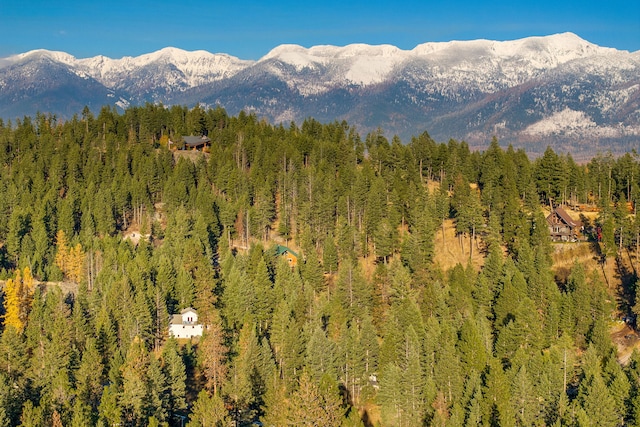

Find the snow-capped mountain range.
xmin=1 ymin=32 xmax=638 ymax=156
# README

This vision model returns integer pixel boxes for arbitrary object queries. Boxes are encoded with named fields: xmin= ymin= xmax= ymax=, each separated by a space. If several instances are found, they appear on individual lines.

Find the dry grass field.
xmin=432 ymin=219 xmax=486 ymax=272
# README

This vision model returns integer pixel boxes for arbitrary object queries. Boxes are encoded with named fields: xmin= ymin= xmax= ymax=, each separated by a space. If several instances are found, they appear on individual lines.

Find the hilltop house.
xmin=546 ymin=206 xmax=582 ymax=242
xmin=169 ymin=135 xmax=211 ymax=151
xmin=169 ymin=307 xmax=203 ymax=339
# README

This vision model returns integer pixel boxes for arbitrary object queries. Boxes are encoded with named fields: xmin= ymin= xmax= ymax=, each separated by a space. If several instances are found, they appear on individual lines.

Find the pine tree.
xmin=400 ymin=326 xmax=426 ymax=426
xmin=510 ymin=364 xmax=539 ymax=426
xmin=222 ymin=264 xmax=251 ymax=331
xmin=578 ymin=371 xmax=621 ymax=427
xmin=6 ymin=207 xmax=30 ymax=265
xmin=20 ymin=400 xmax=44 ymax=427
xmin=98 ymin=383 xmax=121 ymax=427
xmin=322 ymin=233 xmax=339 ymax=274
xmin=301 ymin=248 xmax=324 ymax=293
xmin=261 ymin=377 xmax=289 ymax=427
xmin=147 ymin=355 xmax=169 ymax=423
xmin=482 ymin=357 xmax=515 ymax=427
xmin=343 ymin=408 xmax=366 ymax=427
xmin=378 ymin=362 xmax=405 ymax=426
xmin=162 ymin=337 xmax=187 ymax=416
xmin=464 ymin=382 xmax=483 ymax=427
xmin=359 ymin=314 xmax=379 ymax=378
xmin=534 ymin=146 xmax=564 ymax=205
xmin=495 ymin=296 xmax=543 ymax=363
xmin=457 ymin=317 xmax=487 ymax=375
xmin=70 ymin=399 xmax=93 ymax=427
xmin=226 ymin=321 xmax=261 ymax=424
xmin=338 ymin=321 xmax=365 ymax=404
xmin=252 ymin=257 xmax=274 ymax=335
xmin=374 ymin=218 xmax=396 ymax=264
xmin=602 ymin=352 xmax=630 ymax=421
xmin=378 ymin=313 xmax=402 ymax=370
xmin=452 ymin=175 xmax=484 ymax=258
xmin=285 ymin=371 xmax=344 ymax=426
xmin=0 ymin=371 xmax=21 ymax=426
xmin=188 ymin=390 xmax=229 ymax=427
xmin=200 ymin=315 xmax=228 ymax=396
xmin=334 ymin=261 xmax=372 ymax=320
xmin=305 ymin=321 xmax=337 ymax=381
xmin=75 ymin=337 xmax=104 ymax=413
xmin=120 ymin=336 xmax=151 ymax=425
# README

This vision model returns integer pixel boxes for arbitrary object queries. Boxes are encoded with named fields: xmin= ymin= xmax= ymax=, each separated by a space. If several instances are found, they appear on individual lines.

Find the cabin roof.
xmin=183 ymin=136 xmax=211 ymax=147
xmin=274 ymin=245 xmax=298 ymax=258
xmin=547 ymin=206 xmax=581 ymax=228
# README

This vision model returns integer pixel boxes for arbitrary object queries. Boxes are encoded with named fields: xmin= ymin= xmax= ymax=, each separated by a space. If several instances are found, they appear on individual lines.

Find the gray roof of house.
xmin=183 ymin=136 xmax=211 ymax=147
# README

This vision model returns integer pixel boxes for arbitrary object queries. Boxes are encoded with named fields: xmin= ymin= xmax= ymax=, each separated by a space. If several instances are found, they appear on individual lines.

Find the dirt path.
xmin=612 ymin=322 xmax=640 ymax=365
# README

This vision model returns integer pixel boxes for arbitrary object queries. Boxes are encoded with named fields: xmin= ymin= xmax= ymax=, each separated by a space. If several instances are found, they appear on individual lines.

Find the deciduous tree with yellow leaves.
xmin=2 ymin=275 xmax=21 ymax=331
xmin=55 ymin=230 xmax=86 ymax=283
xmin=2 ymin=267 xmax=36 ymax=332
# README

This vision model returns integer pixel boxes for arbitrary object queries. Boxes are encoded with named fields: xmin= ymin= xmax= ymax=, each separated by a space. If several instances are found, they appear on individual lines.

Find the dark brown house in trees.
xmin=182 ymin=135 xmax=211 ymax=150
xmin=546 ymin=206 xmax=582 ymax=242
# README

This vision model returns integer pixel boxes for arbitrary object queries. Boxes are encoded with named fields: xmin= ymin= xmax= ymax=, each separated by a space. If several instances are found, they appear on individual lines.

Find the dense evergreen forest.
xmin=1 ymin=104 xmax=640 ymax=426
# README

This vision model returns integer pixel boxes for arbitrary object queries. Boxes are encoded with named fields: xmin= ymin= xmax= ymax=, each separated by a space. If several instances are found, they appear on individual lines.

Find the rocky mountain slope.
xmin=1 ymin=33 xmax=638 ymax=156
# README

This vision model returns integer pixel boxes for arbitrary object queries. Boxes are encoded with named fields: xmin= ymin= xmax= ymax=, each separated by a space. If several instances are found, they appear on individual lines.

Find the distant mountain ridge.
xmin=1 ymin=33 xmax=638 ymax=156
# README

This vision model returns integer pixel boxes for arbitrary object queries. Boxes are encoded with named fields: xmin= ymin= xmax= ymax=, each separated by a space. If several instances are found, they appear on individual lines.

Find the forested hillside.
xmin=0 ymin=104 xmax=640 ymax=426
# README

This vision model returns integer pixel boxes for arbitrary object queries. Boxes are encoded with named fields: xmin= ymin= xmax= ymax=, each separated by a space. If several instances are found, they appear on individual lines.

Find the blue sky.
xmin=1 ymin=0 xmax=638 ymax=59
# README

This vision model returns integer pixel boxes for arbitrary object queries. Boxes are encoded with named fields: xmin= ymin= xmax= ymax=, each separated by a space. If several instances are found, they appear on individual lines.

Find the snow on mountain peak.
xmin=412 ymin=32 xmax=613 ymax=65
xmin=310 ymin=43 xmax=403 ymax=58
xmin=257 ymin=33 xmax=622 ymax=91
xmin=261 ymin=44 xmax=320 ymax=70
xmin=1 ymin=33 xmax=629 ymax=100
xmin=500 ymin=32 xmax=614 ymax=63
xmin=132 ymin=46 xmax=231 ymax=65
xmin=261 ymin=43 xmax=408 ymax=87
xmin=74 ymin=48 xmax=252 ymax=89
xmin=11 ymin=49 xmax=78 ymax=66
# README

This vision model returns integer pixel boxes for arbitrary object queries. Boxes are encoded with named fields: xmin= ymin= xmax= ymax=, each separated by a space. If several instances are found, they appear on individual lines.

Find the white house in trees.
xmin=169 ymin=307 xmax=203 ymax=339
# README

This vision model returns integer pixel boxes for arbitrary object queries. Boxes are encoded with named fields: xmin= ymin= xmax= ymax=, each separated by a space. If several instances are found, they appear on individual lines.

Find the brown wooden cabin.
xmin=546 ymin=206 xmax=583 ymax=242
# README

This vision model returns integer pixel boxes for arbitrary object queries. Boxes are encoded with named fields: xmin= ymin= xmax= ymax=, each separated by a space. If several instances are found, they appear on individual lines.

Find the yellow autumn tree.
xmin=67 ymin=244 xmax=85 ymax=283
xmin=54 ymin=229 xmax=69 ymax=275
xmin=2 ymin=276 xmax=22 ymax=331
xmin=2 ymin=267 xmax=36 ymax=332
xmin=55 ymin=230 xmax=86 ymax=283
xmin=159 ymin=134 xmax=170 ymax=147
xmin=19 ymin=267 xmax=35 ymax=326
